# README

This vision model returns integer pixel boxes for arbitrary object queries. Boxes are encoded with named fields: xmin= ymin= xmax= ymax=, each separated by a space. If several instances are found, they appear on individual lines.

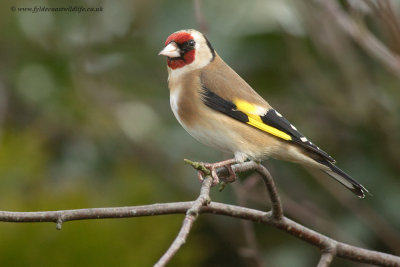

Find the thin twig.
xmin=321 ymin=0 xmax=400 ymax=78
xmin=193 ymin=0 xmax=208 ymax=33
xmin=377 ymin=0 xmax=400 ymax=53
xmin=154 ymin=176 xmax=213 ymax=267
xmin=317 ymin=248 xmax=336 ymax=267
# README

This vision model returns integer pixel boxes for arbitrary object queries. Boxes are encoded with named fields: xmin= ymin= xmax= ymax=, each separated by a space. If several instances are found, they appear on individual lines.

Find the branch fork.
xmin=0 ymin=160 xmax=399 ymax=266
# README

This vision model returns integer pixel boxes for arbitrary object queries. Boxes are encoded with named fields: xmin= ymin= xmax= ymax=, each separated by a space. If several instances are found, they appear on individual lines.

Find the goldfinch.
xmin=159 ymin=29 xmax=368 ymax=198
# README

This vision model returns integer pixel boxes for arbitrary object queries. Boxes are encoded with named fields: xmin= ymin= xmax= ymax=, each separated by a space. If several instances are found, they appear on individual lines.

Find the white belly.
xmin=170 ymin=87 xmax=183 ymax=125
xmin=170 ymin=87 xmax=238 ymax=153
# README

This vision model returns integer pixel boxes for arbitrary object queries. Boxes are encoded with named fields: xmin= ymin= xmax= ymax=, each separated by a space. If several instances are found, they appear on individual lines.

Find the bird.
xmin=159 ymin=29 xmax=368 ymax=198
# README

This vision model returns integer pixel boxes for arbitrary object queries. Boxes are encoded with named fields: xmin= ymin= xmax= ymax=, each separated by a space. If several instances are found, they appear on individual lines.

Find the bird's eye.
xmin=188 ymin=40 xmax=195 ymax=47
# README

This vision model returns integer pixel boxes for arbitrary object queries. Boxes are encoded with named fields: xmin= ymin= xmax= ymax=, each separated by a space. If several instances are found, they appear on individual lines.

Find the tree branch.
xmin=1 ymin=162 xmax=399 ymax=266
xmin=218 ymin=161 xmax=283 ymax=220
xmin=1 ymin=201 xmax=399 ymax=266
xmin=317 ymin=248 xmax=336 ymax=267
xmin=154 ymin=176 xmax=213 ymax=267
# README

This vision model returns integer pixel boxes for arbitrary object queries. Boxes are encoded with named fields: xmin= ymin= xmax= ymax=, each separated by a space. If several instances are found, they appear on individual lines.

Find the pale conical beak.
xmin=158 ymin=42 xmax=181 ymax=58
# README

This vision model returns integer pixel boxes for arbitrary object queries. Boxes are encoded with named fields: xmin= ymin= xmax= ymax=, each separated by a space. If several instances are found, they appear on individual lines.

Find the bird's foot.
xmin=202 ymin=158 xmax=237 ymax=186
xmin=185 ymin=158 xmax=238 ymax=187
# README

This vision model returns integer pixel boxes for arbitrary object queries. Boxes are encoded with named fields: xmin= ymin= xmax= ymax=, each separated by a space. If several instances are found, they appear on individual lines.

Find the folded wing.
xmin=200 ymin=86 xmax=335 ymax=163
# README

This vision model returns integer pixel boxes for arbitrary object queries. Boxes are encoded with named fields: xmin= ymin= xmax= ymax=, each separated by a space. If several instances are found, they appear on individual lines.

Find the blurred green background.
xmin=1 ymin=0 xmax=400 ymax=266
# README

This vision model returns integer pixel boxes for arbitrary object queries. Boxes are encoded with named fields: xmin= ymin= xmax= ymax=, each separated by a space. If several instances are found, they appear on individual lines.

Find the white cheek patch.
xmin=167 ymin=30 xmax=213 ymax=80
xmin=190 ymin=31 xmax=204 ymax=44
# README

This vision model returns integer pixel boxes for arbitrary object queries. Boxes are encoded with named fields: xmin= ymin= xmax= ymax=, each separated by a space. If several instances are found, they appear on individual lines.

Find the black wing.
xmin=200 ymin=86 xmax=335 ymax=163
xmin=260 ymin=108 xmax=335 ymax=162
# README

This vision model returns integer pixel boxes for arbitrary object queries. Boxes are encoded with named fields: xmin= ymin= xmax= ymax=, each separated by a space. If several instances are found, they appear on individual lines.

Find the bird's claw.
xmin=196 ymin=166 xmax=220 ymax=186
xmin=198 ymin=159 xmax=237 ymax=187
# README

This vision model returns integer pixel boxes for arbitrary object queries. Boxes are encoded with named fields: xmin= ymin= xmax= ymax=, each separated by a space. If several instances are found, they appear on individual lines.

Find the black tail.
xmin=321 ymin=161 xmax=368 ymax=198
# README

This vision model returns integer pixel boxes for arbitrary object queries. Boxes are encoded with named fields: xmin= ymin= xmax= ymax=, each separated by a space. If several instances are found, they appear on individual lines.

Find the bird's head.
xmin=159 ymin=29 xmax=215 ymax=71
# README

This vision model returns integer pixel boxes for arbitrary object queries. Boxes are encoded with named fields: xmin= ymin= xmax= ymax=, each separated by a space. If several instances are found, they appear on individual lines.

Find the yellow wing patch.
xmin=233 ymin=99 xmax=292 ymax=141
xmin=234 ymin=99 xmax=258 ymax=114
xmin=247 ymin=117 xmax=292 ymax=140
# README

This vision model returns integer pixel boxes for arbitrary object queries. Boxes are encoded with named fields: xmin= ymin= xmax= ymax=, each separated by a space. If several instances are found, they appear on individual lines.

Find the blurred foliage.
xmin=1 ymin=0 xmax=400 ymax=266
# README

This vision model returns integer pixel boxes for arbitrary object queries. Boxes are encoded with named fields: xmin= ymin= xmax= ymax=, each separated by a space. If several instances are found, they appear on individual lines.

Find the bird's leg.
xmin=202 ymin=158 xmax=237 ymax=186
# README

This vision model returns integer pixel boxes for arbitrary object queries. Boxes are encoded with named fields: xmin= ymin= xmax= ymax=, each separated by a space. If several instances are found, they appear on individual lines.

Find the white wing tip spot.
xmin=300 ymin=136 xmax=308 ymax=142
xmin=275 ymin=110 xmax=283 ymax=117
xmin=290 ymin=124 xmax=297 ymax=130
